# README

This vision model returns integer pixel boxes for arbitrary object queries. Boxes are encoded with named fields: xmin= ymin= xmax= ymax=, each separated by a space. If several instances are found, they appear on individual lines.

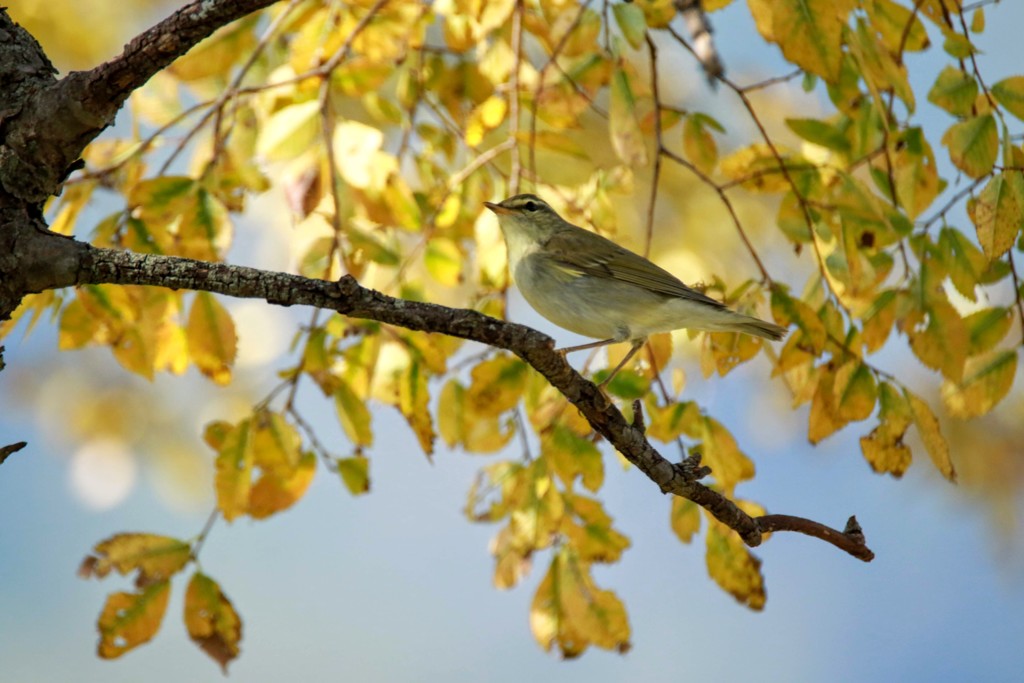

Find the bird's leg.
xmin=556 ymin=338 xmax=616 ymax=356
xmin=598 ymin=338 xmax=646 ymax=388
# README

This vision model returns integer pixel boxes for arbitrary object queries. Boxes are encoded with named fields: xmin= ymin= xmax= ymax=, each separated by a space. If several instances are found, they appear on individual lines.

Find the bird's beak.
xmin=483 ymin=201 xmax=509 ymax=214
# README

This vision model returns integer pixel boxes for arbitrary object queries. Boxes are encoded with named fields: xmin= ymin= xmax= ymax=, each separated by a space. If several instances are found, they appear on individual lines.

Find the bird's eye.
xmin=523 ymin=201 xmax=539 ymax=211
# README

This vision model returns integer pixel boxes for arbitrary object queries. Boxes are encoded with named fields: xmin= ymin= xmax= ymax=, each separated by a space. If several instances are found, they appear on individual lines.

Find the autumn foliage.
xmin=3 ymin=0 xmax=1024 ymax=671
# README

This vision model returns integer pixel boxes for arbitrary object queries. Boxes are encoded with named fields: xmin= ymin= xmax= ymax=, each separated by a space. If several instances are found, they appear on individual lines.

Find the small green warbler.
xmin=484 ymin=193 xmax=785 ymax=383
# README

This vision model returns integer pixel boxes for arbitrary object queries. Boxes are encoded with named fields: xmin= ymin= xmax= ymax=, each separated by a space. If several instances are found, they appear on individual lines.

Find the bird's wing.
xmin=541 ymin=229 xmax=726 ymax=308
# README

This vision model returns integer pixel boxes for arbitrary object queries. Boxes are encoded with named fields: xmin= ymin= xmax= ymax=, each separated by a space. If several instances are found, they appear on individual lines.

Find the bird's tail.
xmin=712 ymin=311 xmax=787 ymax=341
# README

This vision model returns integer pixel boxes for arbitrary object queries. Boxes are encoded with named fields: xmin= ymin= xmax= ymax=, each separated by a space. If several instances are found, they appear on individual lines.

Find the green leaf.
xmin=941 ymin=115 xmax=998 ymax=179
xmin=963 ymin=307 xmax=1012 ymax=356
xmin=612 ymin=3 xmax=647 ymax=49
xmin=992 ymin=76 xmax=1024 ymax=121
xmin=785 ymin=117 xmax=850 ymax=153
xmin=334 ymin=379 xmax=373 ymax=447
xmin=609 ymin=67 xmax=648 ymax=167
xmin=337 ymin=455 xmax=370 ymax=495
xmin=257 ymin=100 xmax=321 ymax=162
xmin=927 ymin=67 xmax=978 ymax=117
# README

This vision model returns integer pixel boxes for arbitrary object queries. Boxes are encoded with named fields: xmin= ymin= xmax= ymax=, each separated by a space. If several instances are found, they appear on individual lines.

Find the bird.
xmin=483 ymin=193 xmax=786 ymax=384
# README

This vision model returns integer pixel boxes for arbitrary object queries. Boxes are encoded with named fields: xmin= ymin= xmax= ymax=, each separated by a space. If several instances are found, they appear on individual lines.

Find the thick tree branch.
xmin=0 ymin=1 xmax=278 ymax=202
xmin=69 ymin=243 xmax=871 ymax=560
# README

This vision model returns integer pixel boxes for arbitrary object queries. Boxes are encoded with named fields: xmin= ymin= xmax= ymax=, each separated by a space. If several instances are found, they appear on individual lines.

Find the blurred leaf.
xmin=544 ymin=424 xmax=604 ymax=493
xmin=941 ymin=351 xmax=1017 ymax=419
xmin=612 ymin=3 xmax=647 ymax=49
xmin=257 ymin=100 xmax=321 ymax=162
xmin=97 ymin=582 xmax=170 ymax=659
xmin=927 ymin=67 xmax=978 ymax=117
xmin=80 ymin=534 xmax=190 ymax=586
xmin=184 ymin=573 xmax=242 ymax=673
xmin=991 ymin=76 xmax=1024 ymax=121
xmin=335 ymin=379 xmax=374 ymax=447
xmin=706 ymin=521 xmax=765 ymax=610
xmin=905 ymin=390 xmax=956 ymax=482
xmin=967 ymin=171 xmax=1024 ymax=261
xmin=187 ymin=292 xmax=237 ymax=385
xmin=768 ymin=0 xmax=853 ymax=81
xmin=214 ymin=418 xmax=254 ymax=522
xmin=337 ymin=455 xmax=370 ymax=495
xmin=670 ymin=497 xmax=701 ymax=543
xmin=609 ymin=67 xmax=648 ymax=167
xmin=683 ymin=114 xmax=719 ymax=175
xmin=530 ymin=547 xmax=631 ymax=657
xmin=859 ymin=382 xmax=913 ymax=477
xmin=400 ymin=361 xmax=435 ymax=457
xmin=941 ymin=115 xmax=997 ymax=179
xmin=786 ymin=117 xmax=850 ymax=153
xmin=809 ymin=365 xmax=846 ymax=443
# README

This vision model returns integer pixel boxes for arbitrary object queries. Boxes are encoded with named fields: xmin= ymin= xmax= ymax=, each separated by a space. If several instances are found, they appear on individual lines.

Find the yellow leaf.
xmin=465 ymin=95 xmax=507 ymax=146
xmin=530 ymin=548 xmax=631 ymax=657
xmin=58 ymin=298 xmax=103 ymax=350
xmin=337 ymin=455 xmax=370 ymax=495
xmin=424 ymin=237 xmax=464 ymax=286
xmin=80 ymin=533 xmax=191 ymax=585
xmin=860 ymin=433 xmax=912 ymax=478
xmin=257 ymin=100 xmax=321 ymax=162
xmin=967 ymin=171 xmax=1024 ymax=261
xmin=905 ymin=390 xmax=956 ymax=482
xmin=248 ymin=451 xmax=316 ymax=519
xmin=859 ymin=382 xmax=912 ymax=477
xmin=97 ymin=582 xmax=171 ymax=659
xmin=562 ymin=493 xmax=631 ymax=563
xmin=214 ymin=419 xmax=254 ymax=522
xmin=906 ymin=297 xmax=968 ymax=383
xmin=808 ymin=365 xmax=846 ymax=443
xmin=771 ymin=287 xmax=825 ymax=353
xmin=891 ymin=127 xmax=941 ymax=220
xmin=489 ymin=526 xmax=533 ymax=589
xmin=609 ymin=66 xmax=648 ymax=167
xmin=170 ymin=20 xmax=256 ymax=83
xmin=699 ymin=417 xmax=755 ymax=488
xmin=770 ymin=0 xmax=853 ymax=82
xmin=719 ymin=143 xmax=791 ymax=192
xmin=645 ymin=399 xmax=701 ymax=442
xmin=335 ymin=379 xmax=374 ymax=447
xmin=187 ymin=292 xmax=237 ymax=385
xmin=467 ymin=354 xmax=528 ymax=417
xmin=670 ymin=497 xmax=701 ymax=543
xmin=865 ymin=0 xmax=929 ymax=53
xmin=861 ymin=290 xmax=898 ymax=353
xmin=706 ymin=520 xmax=765 ymax=610
xmin=332 ymin=120 xmax=386 ymax=190
xmin=701 ymin=330 xmax=761 ymax=378
xmin=941 ymin=351 xmax=1017 ymax=419
xmin=941 ymin=114 xmax=998 ymax=179
xmin=543 ymin=424 xmax=604 ymax=493
xmin=184 ymin=573 xmax=242 ymax=673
